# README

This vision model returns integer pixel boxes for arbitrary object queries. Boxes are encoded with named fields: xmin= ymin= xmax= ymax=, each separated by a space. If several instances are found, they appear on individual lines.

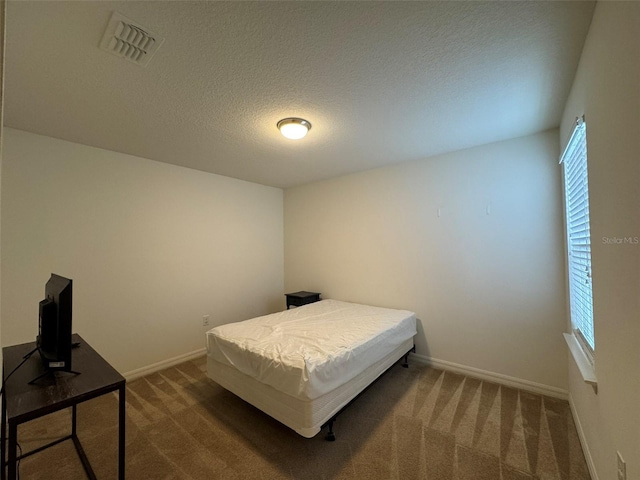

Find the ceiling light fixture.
xmin=277 ymin=118 xmax=312 ymax=140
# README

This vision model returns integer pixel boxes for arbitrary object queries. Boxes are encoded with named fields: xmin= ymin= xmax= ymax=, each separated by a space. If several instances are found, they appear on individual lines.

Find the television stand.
xmin=1 ymin=334 xmax=126 ymax=480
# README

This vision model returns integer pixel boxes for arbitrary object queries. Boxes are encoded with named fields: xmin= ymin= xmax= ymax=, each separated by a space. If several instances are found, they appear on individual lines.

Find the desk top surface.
xmin=2 ymin=334 xmax=125 ymax=423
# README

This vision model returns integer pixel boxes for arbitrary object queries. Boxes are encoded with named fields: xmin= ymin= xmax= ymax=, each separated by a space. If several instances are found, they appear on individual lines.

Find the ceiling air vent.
xmin=99 ymin=12 xmax=164 ymax=67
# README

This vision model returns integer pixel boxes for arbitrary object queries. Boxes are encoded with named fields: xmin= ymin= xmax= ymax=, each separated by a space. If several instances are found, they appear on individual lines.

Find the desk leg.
xmin=7 ymin=423 xmax=16 ymax=480
xmin=1 ymin=387 xmax=6 ymax=480
xmin=118 ymin=384 xmax=126 ymax=479
xmin=72 ymin=404 xmax=77 ymax=437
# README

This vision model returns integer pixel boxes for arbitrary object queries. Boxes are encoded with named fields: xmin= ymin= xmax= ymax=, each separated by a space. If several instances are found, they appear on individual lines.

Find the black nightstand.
xmin=285 ymin=291 xmax=321 ymax=309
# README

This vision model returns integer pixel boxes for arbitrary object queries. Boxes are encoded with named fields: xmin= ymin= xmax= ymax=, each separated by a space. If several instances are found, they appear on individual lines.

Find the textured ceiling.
xmin=4 ymin=1 xmax=595 ymax=188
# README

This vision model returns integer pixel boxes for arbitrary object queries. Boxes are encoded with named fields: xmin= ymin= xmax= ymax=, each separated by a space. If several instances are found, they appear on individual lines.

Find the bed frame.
xmin=322 ymin=345 xmax=415 ymax=441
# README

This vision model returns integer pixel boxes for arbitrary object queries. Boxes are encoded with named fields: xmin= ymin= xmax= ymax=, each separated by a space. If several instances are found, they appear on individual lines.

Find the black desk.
xmin=1 ymin=334 xmax=126 ymax=479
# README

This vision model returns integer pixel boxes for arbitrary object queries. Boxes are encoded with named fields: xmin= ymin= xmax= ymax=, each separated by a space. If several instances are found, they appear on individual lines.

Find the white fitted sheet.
xmin=206 ymin=299 xmax=417 ymax=400
xmin=207 ymin=338 xmax=415 ymax=438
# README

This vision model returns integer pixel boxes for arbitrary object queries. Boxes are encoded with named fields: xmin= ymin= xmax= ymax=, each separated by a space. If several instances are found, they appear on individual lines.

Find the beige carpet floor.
xmin=15 ymin=356 xmax=590 ymax=479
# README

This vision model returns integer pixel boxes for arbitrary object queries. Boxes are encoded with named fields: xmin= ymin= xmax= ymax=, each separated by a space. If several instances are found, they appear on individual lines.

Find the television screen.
xmin=37 ymin=273 xmax=73 ymax=371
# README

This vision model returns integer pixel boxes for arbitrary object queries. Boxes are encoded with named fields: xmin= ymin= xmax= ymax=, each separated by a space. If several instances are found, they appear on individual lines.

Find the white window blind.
xmin=561 ymin=119 xmax=595 ymax=354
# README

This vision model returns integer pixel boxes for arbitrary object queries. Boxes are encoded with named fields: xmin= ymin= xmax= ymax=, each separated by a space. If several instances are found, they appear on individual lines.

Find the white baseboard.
xmin=411 ymin=353 xmax=569 ymax=400
xmin=568 ymin=393 xmax=599 ymax=480
xmin=122 ymin=347 xmax=207 ymax=381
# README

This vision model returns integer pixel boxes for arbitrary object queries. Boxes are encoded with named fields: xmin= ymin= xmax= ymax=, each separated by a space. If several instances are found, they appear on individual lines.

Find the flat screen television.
xmin=37 ymin=273 xmax=73 ymax=371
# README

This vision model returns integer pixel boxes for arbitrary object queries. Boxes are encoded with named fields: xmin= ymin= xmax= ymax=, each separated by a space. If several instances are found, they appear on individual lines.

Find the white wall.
xmin=560 ymin=3 xmax=640 ymax=479
xmin=1 ymin=128 xmax=284 ymax=374
xmin=285 ymin=130 xmax=568 ymax=391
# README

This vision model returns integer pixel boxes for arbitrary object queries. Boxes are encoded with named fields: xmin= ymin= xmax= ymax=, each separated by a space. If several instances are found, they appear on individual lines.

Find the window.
xmin=561 ymin=117 xmax=595 ymax=359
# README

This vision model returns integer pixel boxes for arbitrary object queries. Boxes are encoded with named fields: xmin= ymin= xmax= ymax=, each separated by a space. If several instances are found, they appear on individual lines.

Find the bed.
xmin=206 ymin=299 xmax=417 ymax=439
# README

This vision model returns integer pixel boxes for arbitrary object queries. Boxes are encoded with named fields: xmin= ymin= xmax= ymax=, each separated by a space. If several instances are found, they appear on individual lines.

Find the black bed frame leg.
xmin=402 ymin=345 xmax=417 ymax=368
xmin=325 ymin=419 xmax=336 ymax=441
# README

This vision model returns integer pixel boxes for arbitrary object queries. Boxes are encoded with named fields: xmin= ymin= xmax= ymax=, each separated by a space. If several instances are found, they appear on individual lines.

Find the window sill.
xmin=564 ymin=333 xmax=597 ymax=391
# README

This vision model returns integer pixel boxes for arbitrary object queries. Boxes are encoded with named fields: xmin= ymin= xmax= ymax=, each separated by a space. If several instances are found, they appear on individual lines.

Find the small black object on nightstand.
xmin=285 ymin=291 xmax=321 ymax=309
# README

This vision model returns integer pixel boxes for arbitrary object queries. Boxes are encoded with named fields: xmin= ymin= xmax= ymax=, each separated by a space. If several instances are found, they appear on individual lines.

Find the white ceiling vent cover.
xmin=99 ymin=12 xmax=164 ymax=67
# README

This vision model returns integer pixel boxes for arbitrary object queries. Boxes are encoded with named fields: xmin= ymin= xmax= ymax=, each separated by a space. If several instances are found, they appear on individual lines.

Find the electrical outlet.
xmin=202 ymin=315 xmax=210 ymax=327
xmin=617 ymin=452 xmax=626 ymax=480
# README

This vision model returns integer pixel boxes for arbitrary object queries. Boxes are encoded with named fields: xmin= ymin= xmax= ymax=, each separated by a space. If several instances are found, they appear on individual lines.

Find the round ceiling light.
xmin=277 ymin=118 xmax=312 ymax=140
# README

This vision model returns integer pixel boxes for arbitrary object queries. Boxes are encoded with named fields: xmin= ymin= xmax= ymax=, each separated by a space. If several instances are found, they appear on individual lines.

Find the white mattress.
xmin=206 ymin=299 xmax=417 ymax=400
xmin=207 ymin=338 xmax=415 ymax=438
